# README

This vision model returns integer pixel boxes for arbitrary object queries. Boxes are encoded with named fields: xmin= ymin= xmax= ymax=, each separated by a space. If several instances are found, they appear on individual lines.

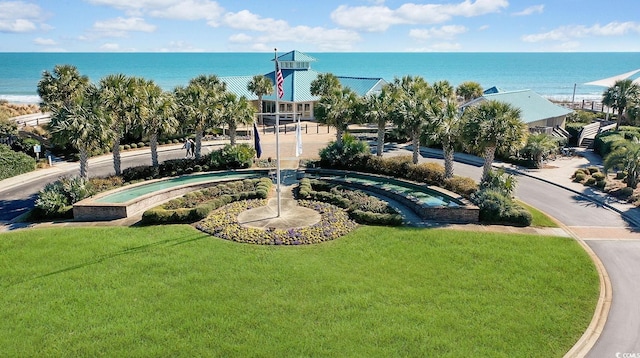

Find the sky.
xmin=0 ymin=0 xmax=639 ymax=52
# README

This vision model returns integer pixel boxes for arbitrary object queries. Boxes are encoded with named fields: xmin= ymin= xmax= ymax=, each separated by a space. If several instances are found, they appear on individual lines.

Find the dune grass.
xmin=0 ymin=225 xmax=597 ymax=357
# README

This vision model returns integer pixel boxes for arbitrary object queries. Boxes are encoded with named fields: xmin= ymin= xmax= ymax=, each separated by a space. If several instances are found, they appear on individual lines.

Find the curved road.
xmin=1 ymin=144 xmax=639 ymax=356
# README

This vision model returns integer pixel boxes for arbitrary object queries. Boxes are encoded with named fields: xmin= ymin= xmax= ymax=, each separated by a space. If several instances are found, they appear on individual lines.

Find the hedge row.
xmin=297 ymin=178 xmax=403 ymax=226
xmin=141 ymin=178 xmax=272 ymax=225
xmin=318 ymin=154 xmax=478 ymax=199
xmin=0 ymin=144 xmax=36 ymax=180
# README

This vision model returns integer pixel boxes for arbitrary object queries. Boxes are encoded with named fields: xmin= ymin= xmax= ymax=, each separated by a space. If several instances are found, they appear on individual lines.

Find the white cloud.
xmin=331 ymin=0 xmax=508 ymax=32
xmin=229 ymin=33 xmax=253 ymax=43
xmin=221 ymin=10 xmax=360 ymax=51
xmin=223 ymin=10 xmax=288 ymax=32
xmin=512 ymin=4 xmax=544 ymax=16
xmin=85 ymin=0 xmax=223 ymax=24
xmin=92 ymin=17 xmax=156 ymax=37
xmin=409 ymin=25 xmax=467 ymax=40
xmin=522 ymin=21 xmax=640 ymax=42
xmin=0 ymin=1 xmax=46 ymax=33
xmin=100 ymin=42 xmax=120 ymax=51
xmin=33 ymin=37 xmax=57 ymax=45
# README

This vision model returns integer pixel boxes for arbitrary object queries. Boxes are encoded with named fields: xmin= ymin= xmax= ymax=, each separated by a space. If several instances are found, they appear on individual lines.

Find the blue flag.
xmin=253 ymin=122 xmax=262 ymax=158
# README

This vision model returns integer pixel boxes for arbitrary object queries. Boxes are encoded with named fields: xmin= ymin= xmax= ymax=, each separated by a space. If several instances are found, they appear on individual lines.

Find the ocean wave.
xmin=0 ymin=95 xmax=41 ymax=104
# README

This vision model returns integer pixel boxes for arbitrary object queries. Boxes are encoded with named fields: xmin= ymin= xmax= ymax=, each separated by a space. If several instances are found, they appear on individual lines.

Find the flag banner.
xmin=295 ymin=122 xmax=302 ymax=157
xmin=276 ymin=61 xmax=284 ymax=99
xmin=253 ymin=122 xmax=262 ymax=158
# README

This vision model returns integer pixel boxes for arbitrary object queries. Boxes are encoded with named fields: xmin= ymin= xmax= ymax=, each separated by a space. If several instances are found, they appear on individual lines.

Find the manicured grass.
xmin=0 ymin=225 xmax=597 ymax=357
xmin=518 ymin=200 xmax=561 ymax=228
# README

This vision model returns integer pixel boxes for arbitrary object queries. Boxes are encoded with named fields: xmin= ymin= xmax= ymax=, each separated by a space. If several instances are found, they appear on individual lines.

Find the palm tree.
xmin=461 ymin=100 xmax=528 ymax=183
xmin=221 ymin=93 xmax=256 ymax=146
xmin=247 ymin=75 xmax=273 ymax=125
xmin=522 ymin=133 xmax=559 ymax=169
xmin=314 ymin=87 xmax=361 ymax=146
xmin=363 ymin=86 xmax=393 ymax=157
xmin=49 ymin=85 xmax=111 ymax=179
xmin=388 ymin=75 xmax=434 ymax=164
xmin=37 ymin=64 xmax=90 ymax=112
xmin=175 ymin=75 xmax=226 ymax=159
xmin=455 ymin=81 xmax=484 ymax=102
xmin=310 ymin=73 xmax=342 ymax=97
xmin=99 ymin=73 xmax=136 ymax=176
xmin=427 ymin=80 xmax=459 ymax=178
xmin=602 ymin=79 xmax=640 ymax=130
xmin=137 ymin=79 xmax=178 ymax=168
xmin=604 ymin=138 xmax=640 ymax=189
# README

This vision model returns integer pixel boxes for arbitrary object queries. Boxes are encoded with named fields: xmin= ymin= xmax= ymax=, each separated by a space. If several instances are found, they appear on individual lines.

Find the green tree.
xmin=389 ymin=75 xmax=434 ymax=164
xmin=247 ymin=75 xmax=273 ymax=125
xmin=427 ymin=80 xmax=461 ymax=179
xmin=137 ymin=79 xmax=178 ymax=168
xmin=220 ymin=93 xmax=256 ymax=146
xmin=522 ymin=133 xmax=559 ymax=169
xmin=314 ymin=87 xmax=361 ymax=146
xmin=456 ymin=81 xmax=484 ymax=102
xmin=175 ymin=75 xmax=226 ymax=159
xmin=37 ymin=64 xmax=90 ymax=112
xmin=49 ymin=85 xmax=111 ymax=178
xmin=362 ymin=86 xmax=393 ymax=157
xmin=461 ymin=100 xmax=528 ymax=183
xmin=604 ymin=138 xmax=640 ymax=189
xmin=602 ymin=79 xmax=640 ymax=130
xmin=310 ymin=73 xmax=342 ymax=97
xmin=99 ymin=73 xmax=137 ymax=176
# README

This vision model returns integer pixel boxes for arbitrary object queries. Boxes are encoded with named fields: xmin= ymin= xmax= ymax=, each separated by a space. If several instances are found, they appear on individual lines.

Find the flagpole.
xmin=274 ymin=48 xmax=281 ymax=217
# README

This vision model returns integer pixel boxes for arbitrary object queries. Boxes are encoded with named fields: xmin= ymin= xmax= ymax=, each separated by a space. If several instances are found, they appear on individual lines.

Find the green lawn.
xmin=0 ymin=225 xmax=598 ymax=357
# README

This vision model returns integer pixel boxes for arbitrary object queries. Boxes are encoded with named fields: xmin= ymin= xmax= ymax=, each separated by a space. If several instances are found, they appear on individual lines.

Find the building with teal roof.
xmin=462 ymin=89 xmax=573 ymax=130
xmin=221 ymin=50 xmax=387 ymax=121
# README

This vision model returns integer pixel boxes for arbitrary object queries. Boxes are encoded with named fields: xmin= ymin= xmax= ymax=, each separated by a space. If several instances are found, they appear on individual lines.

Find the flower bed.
xmin=197 ymin=199 xmax=358 ymax=245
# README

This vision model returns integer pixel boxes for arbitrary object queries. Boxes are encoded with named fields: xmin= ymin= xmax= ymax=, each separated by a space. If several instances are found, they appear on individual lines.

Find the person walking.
xmin=187 ymin=138 xmax=195 ymax=158
xmin=182 ymin=138 xmax=192 ymax=158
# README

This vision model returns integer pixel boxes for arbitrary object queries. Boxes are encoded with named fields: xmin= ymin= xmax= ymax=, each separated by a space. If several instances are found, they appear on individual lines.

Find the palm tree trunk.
xmin=377 ymin=120 xmax=385 ymax=157
xmin=412 ymin=129 xmax=420 ymax=164
xmin=336 ymin=127 xmax=344 ymax=146
xmin=112 ymin=137 xmax=122 ymax=176
xmin=258 ymin=95 xmax=264 ymax=125
xmin=229 ymin=122 xmax=237 ymax=146
xmin=79 ymin=149 xmax=89 ymax=179
xmin=481 ymin=146 xmax=496 ymax=183
xmin=443 ymin=142 xmax=454 ymax=179
xmin=150 ymin=132 xmax=159 ymax=168
xmin=195 ymin=129 xmax=203 ymax=159
xmin=616 ymin=107 xmax=624 ymax=130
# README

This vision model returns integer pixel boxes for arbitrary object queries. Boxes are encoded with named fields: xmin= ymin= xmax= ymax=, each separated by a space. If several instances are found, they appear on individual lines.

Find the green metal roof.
xmin=276 ymin=50 xmax=317 ymax=63
xmin=221 ymin=50 xmax=387 ymax=103
xmin=469 ymin=89 xmax=573 ymax=124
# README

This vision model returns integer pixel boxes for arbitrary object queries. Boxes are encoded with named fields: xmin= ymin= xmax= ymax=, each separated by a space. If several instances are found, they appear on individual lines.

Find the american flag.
xmin=275 ymin=61 xmax=284 ymax=99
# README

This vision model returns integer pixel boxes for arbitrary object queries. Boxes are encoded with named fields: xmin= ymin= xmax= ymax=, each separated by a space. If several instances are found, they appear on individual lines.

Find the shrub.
xmin=592 ymin=172 xmax=606 ymax=181
xmin=350 ymin=210 xmax=403 ymax=226
xmin=616 ymin=172 xmax=627 ymax=180
xmin=596 ymin=180 xmax=606 ymax=189
xmin=573 ymin=172 xmax=586 ymax=182
xmin=472 ymin=188 xmax=532 ymax=226
xmin=123 ymin=144 xmax=131 ymax=150
xmin=618 ymin=187 xmax=634 ymax=198
xmin=207 ymin=144 xmax=255 ymax=169
xmin=122 ymin=166 xmax=159 ymax=182
xmin=0 ymin=144 xmax=36 ymax=180
xmin=586 ymin=166 xmax=600 ymax=174
xmin=443 ymin=176 xmax=478 ymax=199
xmin=35 ymin=176 xmax=95 ymax=216
xmin=584 ymin=177 xmax=596 ymax=186
xmin=319 ymin=134 xmax=370 ymax=169
xmin=138 ymin=142 xmax=145 ymax=148
xmin=406 ymin=162 xmax=445 ymax=184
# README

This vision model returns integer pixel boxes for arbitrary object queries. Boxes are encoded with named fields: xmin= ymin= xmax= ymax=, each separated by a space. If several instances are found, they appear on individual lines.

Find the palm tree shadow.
xmin=5 ymin=233 xmax=210 ymax=288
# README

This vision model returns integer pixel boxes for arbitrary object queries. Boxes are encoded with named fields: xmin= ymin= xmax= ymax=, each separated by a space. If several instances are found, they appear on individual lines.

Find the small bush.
xmin=123 ymin=144 xmax=131 ymax=150
xmin=616 ymin=172 xmax=627 ymax=180
xmin=596 ymin=180 xmax=606 ymax=189
xmin=618 ymin=187 xmax=634 ymax=198
xmin=592 ymin=172 xmax=606 ymax=181
xmin=584 ymin=177 xmax=596 ymax=186
xmin=0 ymin=144 xmax=36 ymax=180
xmin=207 ymin=144 xmax=255 ymax=169
xmin=573 ymin=172 xmax=586 ymax=182
xmin=122 ymin=166 xmax=159 ymax=182
xmin=138 ymin=142 xmax=145 ymax=148
xmin=472 ymin=188 xmax=532 ymax=226
xmin=35 ymin=176 xmax=95 ymax=216
xmin=443 ymin=176 xmax=478 ymax=199
xmin=586 ymin=166 xmax=600 ymax=174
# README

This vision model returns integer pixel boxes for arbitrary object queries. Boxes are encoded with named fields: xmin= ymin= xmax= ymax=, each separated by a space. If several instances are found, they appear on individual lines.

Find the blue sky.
xmin=0 ymin=0 xmax=639 ymax=52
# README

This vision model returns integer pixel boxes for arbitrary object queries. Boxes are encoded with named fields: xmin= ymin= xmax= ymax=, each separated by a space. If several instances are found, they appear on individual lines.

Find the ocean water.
xmin=1 ymin=52 xmax=639 ymax=104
